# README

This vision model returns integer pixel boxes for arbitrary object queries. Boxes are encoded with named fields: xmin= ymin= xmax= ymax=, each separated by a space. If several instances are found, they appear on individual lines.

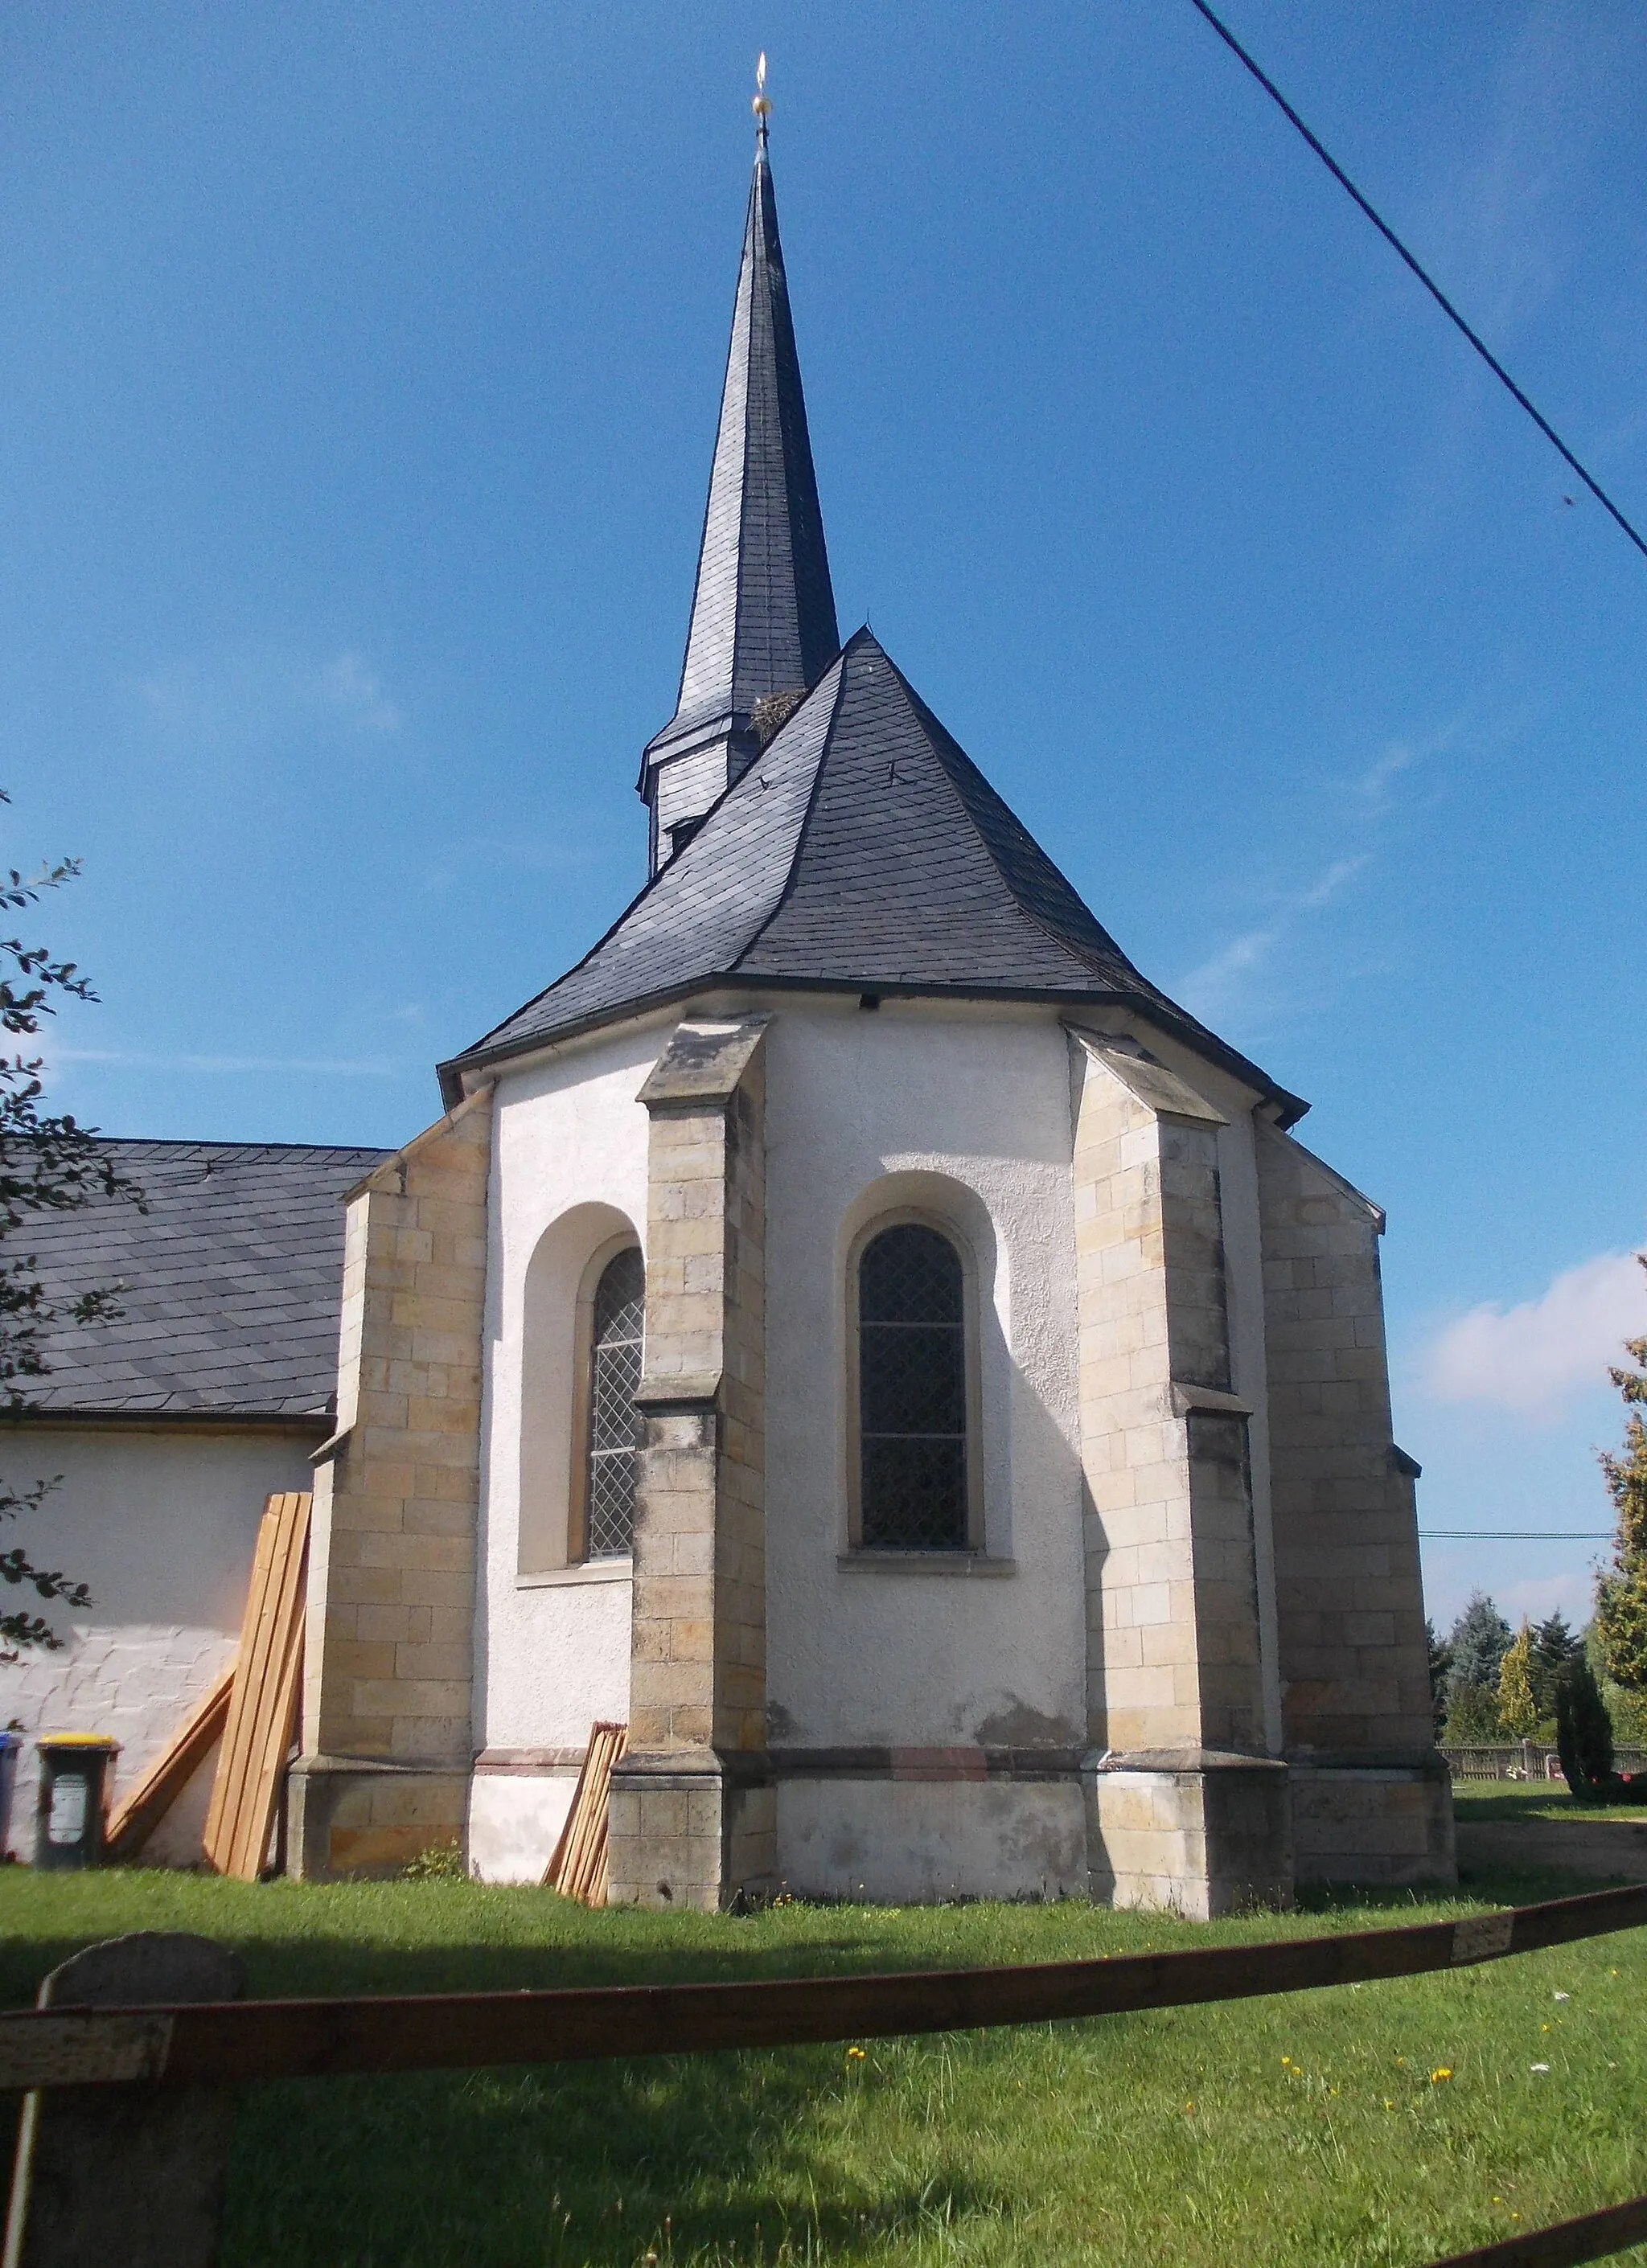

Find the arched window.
xmin=856 ymin=1222 xmax=969 ymax=1550
xmin=585 ymin=1245 xmax=645 ymax=1560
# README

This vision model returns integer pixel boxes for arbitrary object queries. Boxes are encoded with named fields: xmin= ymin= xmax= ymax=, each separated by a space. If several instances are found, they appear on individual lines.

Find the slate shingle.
xmin=21 ymin=1141 xmax=389 ymax=1418
xmin=643 ymin=137 xmax=839 ymax=774
xmin=443 ymin=633 xmax=1301 ymax=1118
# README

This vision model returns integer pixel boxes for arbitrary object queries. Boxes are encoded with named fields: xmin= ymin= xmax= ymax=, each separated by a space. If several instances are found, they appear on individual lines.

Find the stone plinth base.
xmin=1289 ymin=1753 xmax=1456 ymax=1887
xmin=1085 ymin=1749 xmax=1293 ymax=1917
xmin=774 ymin=1775 xmax=1087 ymax=1904
xmin=607 ymin=1749 xmax=775 ymax=1911
xmin=286 ymin=1754 xmax=469 ymax=1880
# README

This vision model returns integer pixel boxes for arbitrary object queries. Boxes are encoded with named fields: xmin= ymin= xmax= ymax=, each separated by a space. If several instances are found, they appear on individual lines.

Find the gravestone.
xmin=3 ymin=1932 xmax=246 ymax=2268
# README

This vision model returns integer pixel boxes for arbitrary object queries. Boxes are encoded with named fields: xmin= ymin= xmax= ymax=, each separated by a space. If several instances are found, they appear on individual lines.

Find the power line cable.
xmin=1419 ymin=1532 xmax=1610 ymax=1543
xmin=1184 ymin=0 xmax=1647 ymax=565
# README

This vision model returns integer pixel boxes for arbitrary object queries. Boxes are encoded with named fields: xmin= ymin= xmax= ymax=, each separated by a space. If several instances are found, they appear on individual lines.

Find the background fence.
xmin=1442 ymin=1744 xmax=1647 ymax=1782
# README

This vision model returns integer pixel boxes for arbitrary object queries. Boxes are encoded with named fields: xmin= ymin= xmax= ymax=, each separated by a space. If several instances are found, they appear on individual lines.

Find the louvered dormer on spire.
xmin=639 ymin=109 xmax=840 ymax=872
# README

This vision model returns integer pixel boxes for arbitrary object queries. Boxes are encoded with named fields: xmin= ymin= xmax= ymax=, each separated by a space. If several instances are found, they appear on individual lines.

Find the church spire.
xmin=641 ymin=65 xmax=840 ymax=870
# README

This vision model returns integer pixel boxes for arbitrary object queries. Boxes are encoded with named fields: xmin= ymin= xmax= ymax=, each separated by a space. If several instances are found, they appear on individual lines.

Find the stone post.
xmin=287 ymin=1086 xmax=492 ymax=1877
xmin=1068 ymin=1031 xmax=1291 ymax=1917
xmin=607 ymin=1017 xmax=774 ymax=1910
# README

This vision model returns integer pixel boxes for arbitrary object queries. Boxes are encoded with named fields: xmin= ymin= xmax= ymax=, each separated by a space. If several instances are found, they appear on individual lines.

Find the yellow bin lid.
xmin=37 ymin=1733 xmax=119 ymax=1751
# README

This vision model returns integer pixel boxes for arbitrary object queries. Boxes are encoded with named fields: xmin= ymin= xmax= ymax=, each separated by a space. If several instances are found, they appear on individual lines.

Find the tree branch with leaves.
xmin=1594 ymin=1256 xmax=1647 ymax=1699
xmin=0 ymin=800 xmax=142 ymax=1654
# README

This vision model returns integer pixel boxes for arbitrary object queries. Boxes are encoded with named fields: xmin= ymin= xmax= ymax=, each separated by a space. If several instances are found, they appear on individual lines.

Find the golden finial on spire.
xmin=752 ymin=51 xmax=771 ymax=139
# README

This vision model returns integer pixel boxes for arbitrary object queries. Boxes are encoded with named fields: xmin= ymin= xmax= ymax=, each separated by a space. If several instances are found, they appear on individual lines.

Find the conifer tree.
xmin=1440 ymin=1593 xmax=1512 ymax=1741
xmin=1497 ymin=1622 xmax=1540 ymax=1740
xmin=1424 ymin=1619 xmax=1452 ymax=1737
xmin=1446 ymin=1593 xmax=1514 ymax=1690
xmin=1595 ymin=1262 xmax=1647 ymax=1695
xmin=1555 ymin=1652 xmax=1616 ymax=1799
xmin=1529 ymin=1611 xmax=1581 ymax=1719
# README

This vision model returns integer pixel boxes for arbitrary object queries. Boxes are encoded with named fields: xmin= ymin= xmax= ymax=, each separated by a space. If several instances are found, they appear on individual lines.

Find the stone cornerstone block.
xmin=1084 ymin=1751 xmax=1292 ymax=1918
xmin=290 ymin=1085 xmax=492 ymax=1877
xmin=609 ymin=1016 xmax=775 ymax=1910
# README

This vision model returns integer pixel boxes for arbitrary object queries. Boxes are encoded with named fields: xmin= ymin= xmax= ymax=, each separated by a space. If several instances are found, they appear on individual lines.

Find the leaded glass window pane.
xmin=858 ymin=1224 xmax=968 ymax=1550
xmin=586 ymin=1245 xmax=644 ymax=1559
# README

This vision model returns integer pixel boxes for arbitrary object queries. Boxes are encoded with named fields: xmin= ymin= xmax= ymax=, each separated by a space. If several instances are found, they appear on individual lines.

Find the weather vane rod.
xmin=753 ymin=51 xmax=770 ymax=145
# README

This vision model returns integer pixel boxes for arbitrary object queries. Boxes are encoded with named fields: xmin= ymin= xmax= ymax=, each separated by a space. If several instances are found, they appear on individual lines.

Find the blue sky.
xmin=6 ymin=2 xmax=1645 ymax=1634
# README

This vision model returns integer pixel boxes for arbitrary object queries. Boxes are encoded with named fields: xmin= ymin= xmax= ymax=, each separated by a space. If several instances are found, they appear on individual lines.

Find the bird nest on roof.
xmin=751 ymin=687 xmax=807 ymax=748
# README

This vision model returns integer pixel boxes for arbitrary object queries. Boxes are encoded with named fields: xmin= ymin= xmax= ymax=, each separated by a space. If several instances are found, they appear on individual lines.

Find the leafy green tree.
xmin=1590 ymin=1622 xmax=1647 ymax=1749
xmin=1595 ymin=1265 xmax=1647 ymax=1696
xmin=0 ymin=808 xmax=138 ymax=1653
xmin=1442 ymin=1683 xmax=1504 ymax=1745
xmin=1497 ymin=1622 xmax=1539 ymax=1739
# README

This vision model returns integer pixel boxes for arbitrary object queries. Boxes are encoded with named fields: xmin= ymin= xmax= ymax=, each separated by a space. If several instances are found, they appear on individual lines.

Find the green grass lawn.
xmin=1452 ymin=1778 xmax=1647 ymax=1823
xmin=2 ymin=1866 xmax=1645 ymax=2267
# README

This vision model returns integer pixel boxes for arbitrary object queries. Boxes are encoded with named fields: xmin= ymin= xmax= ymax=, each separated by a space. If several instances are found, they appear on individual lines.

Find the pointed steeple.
xmin=641 ymin=92 xmax=840 ymax=871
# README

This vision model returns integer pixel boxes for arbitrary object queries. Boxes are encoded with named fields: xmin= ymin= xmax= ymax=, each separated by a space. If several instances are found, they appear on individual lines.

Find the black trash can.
xmin=35 ymin=1735 xmax=118 ymax=1870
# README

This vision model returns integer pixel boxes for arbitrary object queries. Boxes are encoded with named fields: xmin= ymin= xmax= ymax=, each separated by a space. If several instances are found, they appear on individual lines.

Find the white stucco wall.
xmin=761 ymin=999 xmax=1089 ymax=1766
xmin=471 ymin=1022 xmax=663 ymax=1877
xmin=0 ymin=1424 xmax=317 ymax=1861
xmin=466 ymin=1768 xmax=579 ymax=1885
xmin=473 ymin=991 xmax=1279 ymax=1898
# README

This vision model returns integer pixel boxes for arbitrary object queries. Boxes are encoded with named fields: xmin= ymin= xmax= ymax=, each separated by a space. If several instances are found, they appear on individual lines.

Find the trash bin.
xmin=0 ymin=1729 xmax=18 ymax=1858
xmin=34 ymin=1735 xmax=119 ymax=1870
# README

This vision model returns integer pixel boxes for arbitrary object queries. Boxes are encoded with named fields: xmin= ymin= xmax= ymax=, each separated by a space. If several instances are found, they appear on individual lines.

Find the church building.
xmin=289 ymin=116 xmax=1452 ymax=1913
xmin=20 ymin=114 xmax=1453 ymax=1913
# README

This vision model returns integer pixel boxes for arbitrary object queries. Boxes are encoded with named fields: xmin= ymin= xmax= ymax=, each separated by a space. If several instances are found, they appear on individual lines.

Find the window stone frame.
xmin=844 ymin=1206 xmax=985 ymax=1556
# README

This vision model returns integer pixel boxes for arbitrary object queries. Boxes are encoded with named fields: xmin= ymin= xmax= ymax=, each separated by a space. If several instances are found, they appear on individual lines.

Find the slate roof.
xmin=442 ymin=631 xmax=1303 ymax=1116
xmin=642 ymin=131 xmax=839 ymax=777
xmin=19 ymin=1140 xmax=389 ymax=1420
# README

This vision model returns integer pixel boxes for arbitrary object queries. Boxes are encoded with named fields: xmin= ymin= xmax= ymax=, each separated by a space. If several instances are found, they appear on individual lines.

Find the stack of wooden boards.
xmin=105 ymin=1491 xmax=310 ymax=1878
xmin=544 ymin=1720 xmax=628 ymax=1905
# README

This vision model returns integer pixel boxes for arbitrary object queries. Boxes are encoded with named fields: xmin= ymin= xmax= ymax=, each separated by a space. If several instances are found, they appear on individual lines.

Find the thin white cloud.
xmin=1177 ymin=855 xmax=1367 ymax=1024
xmin=1296 ymin=856 xmax=1367 ymax=910
xmin=1347 ymin=707 xmax=1479 ymax=808
xmin=131 ymin=644 xmax=401 ymax=753
xmin=312 ymin=652 xmax=401 ymax=734
xmin=1424 ymin=1250 xmax=1647 ymax=1420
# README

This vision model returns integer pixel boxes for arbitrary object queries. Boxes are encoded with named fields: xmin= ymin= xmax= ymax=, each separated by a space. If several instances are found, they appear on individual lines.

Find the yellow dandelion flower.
xmin=845 ymin=2045 xmax=866 ymax=2061
xmin=1430 ymin=2068 xmax=1453 ymax=2084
